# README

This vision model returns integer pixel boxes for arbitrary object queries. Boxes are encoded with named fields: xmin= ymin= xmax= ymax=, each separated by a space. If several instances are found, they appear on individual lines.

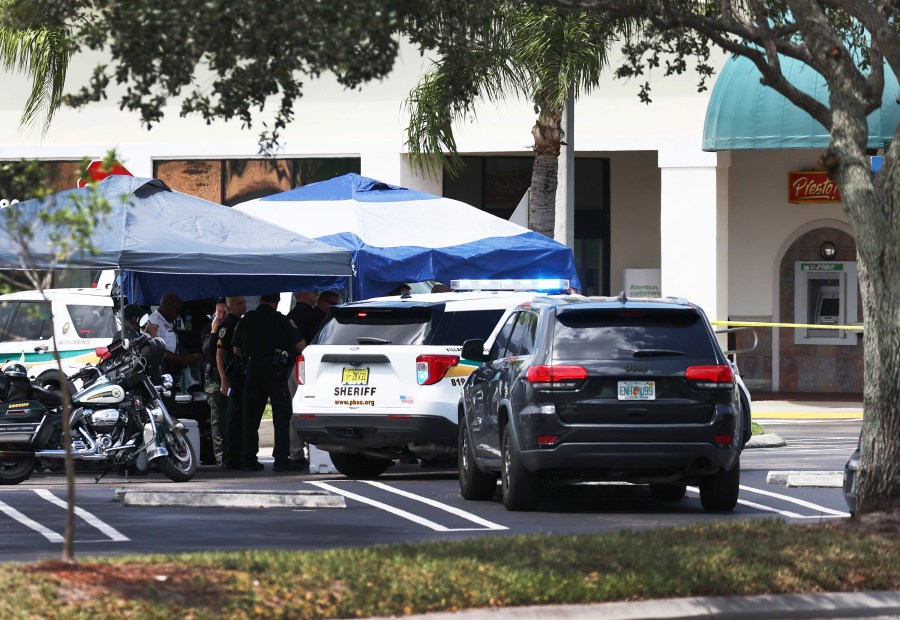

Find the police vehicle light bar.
xmin=450 ymin=279 xmax=570 ymax=291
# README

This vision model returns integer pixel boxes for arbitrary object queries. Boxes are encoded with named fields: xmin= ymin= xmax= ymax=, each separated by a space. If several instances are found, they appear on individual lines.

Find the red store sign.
xmin=788 ymin=171 xmax=841 ymax=203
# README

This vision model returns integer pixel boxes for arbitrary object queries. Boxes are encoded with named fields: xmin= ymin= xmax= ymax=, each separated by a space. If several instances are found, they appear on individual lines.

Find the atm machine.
xmin=794 ymin=262 xmax=859 ymax=345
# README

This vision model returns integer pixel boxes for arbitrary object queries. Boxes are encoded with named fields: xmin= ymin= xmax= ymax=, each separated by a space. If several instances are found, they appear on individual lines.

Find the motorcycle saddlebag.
xmin=0 ymin=400 xmax=47 ymax=443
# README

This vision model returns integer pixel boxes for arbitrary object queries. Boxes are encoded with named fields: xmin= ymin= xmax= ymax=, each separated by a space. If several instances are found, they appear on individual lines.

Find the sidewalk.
xmin=384 ymin=591 xmax=900 ymax=620
xmin=750 ymin=393 xmax=863 ymax=420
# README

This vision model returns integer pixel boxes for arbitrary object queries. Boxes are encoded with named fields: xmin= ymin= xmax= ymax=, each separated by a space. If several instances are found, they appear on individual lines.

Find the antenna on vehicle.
xmin=617 ymin=291 xmax=627 ymax=304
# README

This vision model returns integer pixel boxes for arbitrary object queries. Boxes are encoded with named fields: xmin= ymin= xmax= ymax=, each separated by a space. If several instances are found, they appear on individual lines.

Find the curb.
xmin=113 ymin=488 xmax=345 ymax=509
xmin=382 ymin=590 xmax=900 ymax=620
xmin=745 ymin=433 xmax=786 ymax=449
xmin=766 ymin=471 xmax=844 ymax=488
xmin=753 ymin=411 xmax=863 ymax=419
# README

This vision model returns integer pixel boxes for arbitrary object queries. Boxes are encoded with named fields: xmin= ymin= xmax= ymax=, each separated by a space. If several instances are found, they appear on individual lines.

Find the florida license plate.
xmin=342 ymin=367 xmax=369 ymax=385
xmin=618 ymin=380 xmax=655 ymax=400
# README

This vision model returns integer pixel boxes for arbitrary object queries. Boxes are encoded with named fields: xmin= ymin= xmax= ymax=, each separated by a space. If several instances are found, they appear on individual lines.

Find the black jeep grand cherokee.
xmin=459 ymin=295 xmax=744 ymax=511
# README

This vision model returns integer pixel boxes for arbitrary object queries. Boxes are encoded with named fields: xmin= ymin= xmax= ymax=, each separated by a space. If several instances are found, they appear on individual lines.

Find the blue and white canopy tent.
xmin=0 ymin=176 xmax=354 ymax=304
xmin=234 ymin=173 xmax=581 ymax=300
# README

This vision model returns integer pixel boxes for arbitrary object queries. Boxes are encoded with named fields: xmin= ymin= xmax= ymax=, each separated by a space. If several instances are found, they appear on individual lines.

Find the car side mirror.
xmin=461 ymin=339 xmax=488 ymax=362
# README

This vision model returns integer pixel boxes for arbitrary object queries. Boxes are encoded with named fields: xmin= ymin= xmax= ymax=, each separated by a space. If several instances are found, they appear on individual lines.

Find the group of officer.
xmin=211 ymin=291 xmax=338 ymax=472
xmin=128 ymin=290 xmax=338 ymax=473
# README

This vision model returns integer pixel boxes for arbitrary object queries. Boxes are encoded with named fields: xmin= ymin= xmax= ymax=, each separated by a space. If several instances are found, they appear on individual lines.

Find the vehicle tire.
xmin=739 ymin=391 xmax=752 ymax=448
xmin=0 ymin=444 xmax=35 ymax=485
xmin=699 ymin=457 xmax=740 ymax=512
xmin=329 ymin=452 xmax=392 ymax=479
xmin=501 ymin=426 xmax=539 ymax=511
xmin=650 ymin=483 xmax=687 ymax=502
xmin=155 ymin=424 xmax=198 ymax=482
xmin=458 ymin=418 xmax=497 ymax=501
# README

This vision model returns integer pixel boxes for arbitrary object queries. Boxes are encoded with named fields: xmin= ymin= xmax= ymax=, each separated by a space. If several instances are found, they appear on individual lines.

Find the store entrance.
xmin=443 ymin=156 xmax=610 ymax=295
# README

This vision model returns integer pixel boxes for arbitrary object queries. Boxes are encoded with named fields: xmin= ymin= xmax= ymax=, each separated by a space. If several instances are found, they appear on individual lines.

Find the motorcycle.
xmin=0 ymin=333 xmax=197 ymax=484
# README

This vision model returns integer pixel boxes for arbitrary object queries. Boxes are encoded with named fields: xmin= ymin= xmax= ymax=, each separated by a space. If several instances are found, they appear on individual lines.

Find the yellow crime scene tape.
xmin=711 ymin=320 xmax=864 ymax=331
xmin=710 ymin=320 xmax=864 ymax=418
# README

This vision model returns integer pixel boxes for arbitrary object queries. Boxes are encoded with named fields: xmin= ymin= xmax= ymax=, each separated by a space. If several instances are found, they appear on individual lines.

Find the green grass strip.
xmin=0 ymin=519 xmax=896 ymax=619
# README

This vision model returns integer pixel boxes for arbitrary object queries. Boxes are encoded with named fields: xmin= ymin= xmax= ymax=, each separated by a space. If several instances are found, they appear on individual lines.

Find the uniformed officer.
xmin=217 ymin=295 xmax=247 ymax=469
xmin=232 ymin=293 xmax=305 ymax=471
xmin=202 ymin=299 xmax=228 ymax=466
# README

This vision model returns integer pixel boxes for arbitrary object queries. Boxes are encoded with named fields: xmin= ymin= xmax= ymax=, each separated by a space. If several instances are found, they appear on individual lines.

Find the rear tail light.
xmin=525 ymin=365 xmax=588 ymax=389
xmin=685 ymin=365 xmax=734 ymax=389
xmin=537 ymin=435 xmax=559 ymax=446
xmin=714 ymin=434 xmax=734 ymax=447
xmin=416 ymin=354 xmax=459 ymax=385
xmin=296 ymin=355 xmax=305 ymax=385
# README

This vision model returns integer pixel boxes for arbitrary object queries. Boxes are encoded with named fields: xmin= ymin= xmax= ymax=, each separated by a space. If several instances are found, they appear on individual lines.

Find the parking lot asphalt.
xmin=177 ymin=396 xmax=881 ymax=619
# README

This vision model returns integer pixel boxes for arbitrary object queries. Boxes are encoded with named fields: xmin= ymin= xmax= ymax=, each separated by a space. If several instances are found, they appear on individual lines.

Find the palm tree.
xmin=405 ymin=3 xmax=623 ymax=238
xmin=0 ymin=2 xmax=70 ymax=134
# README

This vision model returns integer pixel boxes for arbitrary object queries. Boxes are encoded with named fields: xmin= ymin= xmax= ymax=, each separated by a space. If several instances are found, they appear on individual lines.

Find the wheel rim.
xmin=502 ymin=436 xmax=511 ymax=490
xmin=166 ymin=431 xmax=191 ymax=466
xmin=461 ymin=432 xmax=470 ymax=475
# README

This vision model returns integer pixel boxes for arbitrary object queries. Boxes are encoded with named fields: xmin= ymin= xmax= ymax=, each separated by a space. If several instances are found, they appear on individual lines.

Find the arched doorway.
xmin=772 ymin=221 xmax=863 ymax=393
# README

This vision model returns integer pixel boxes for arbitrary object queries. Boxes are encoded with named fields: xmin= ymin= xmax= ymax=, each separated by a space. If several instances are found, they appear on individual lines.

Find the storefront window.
xmin=444 ymin=156 xmax=609 ymax=295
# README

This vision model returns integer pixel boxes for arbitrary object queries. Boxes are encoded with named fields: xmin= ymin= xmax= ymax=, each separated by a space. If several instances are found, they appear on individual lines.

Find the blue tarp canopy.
xmin=0 ymin=176 xmax=353 ymax=303
xmin=235 ymin=173 xmax=581 ymax=300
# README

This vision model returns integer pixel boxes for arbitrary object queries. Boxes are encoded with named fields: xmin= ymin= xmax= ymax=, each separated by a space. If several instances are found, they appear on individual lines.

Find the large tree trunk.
xmin=529 ymin=111 xmax=562 ymax=238
xmin=827 ymin=101 xmax=900 ymax=516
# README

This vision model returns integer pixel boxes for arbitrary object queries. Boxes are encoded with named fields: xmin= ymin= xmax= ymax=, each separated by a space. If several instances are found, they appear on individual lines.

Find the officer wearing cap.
xmin=232 ymin=294 xmax=305 ymax=472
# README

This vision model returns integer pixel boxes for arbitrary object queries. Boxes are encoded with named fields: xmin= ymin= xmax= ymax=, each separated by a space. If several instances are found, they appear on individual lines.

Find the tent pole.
xmin=118 ymin=268 xmax=126 ymax=341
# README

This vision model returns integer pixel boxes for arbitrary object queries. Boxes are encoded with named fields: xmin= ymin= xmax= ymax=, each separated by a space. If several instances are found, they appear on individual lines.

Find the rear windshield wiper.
xmin=357 ymin=336 xmax=392 ymax=345
xmin=632 ymin=349 xmax=685 ymax=357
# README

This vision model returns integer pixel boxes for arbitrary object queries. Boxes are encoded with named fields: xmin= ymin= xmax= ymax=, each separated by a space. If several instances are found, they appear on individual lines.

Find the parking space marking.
xmin=736 ymin=485 xmax=849 ymax=517
xmin=686 ymin=485 xmax=849 ymax=519
xmin=307 ymin=481 xmax=506 ymax=532
xmin=362 ymin=481 xmax=507 ymax=530
xmin=0 ymin=500 xmax=64 ymax=542
xmin=34 ymin=490 xmax=130 ymax=542
xmin=685 ymin=484 xmax=849 ymax=519
xmin=732 ymin=497 xmax=806 ymax=518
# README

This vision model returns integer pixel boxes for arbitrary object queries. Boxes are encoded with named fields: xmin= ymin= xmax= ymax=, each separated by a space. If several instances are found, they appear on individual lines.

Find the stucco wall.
xmin=728 ymin=149 xmax=848 ymax=317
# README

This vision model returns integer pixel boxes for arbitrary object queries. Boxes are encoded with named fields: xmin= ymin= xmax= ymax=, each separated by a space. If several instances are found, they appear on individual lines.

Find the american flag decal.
xmin=400 ymin=395 xmax=413 ymax=404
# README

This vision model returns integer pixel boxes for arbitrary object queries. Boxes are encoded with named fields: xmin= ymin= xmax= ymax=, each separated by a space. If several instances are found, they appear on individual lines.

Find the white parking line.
xmin=306 ymin=481 xmax=506 ymax=532
xmin=362 ymin=480 xmax=507 ymax=530
xmin=736 ymin=485 xmax=850 ymax=517
xmin=0 ymin=500 xmax=64 ymax=542
xmin=33 ymin=490 xmax=130 ymax=542
xmin=686 ymin=484 xmax=850 ymax=519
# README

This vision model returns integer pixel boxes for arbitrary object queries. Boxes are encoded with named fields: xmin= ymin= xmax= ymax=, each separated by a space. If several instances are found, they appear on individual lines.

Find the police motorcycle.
xmin=0 ymin=332 xmax=197 ymax=484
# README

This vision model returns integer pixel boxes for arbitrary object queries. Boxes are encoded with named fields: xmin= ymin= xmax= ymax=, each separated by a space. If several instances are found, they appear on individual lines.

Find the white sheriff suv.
xmin=293 ymin=280 xmax=574 ymax=479
xmin=0 ymin=287 xmax=117 ymax=388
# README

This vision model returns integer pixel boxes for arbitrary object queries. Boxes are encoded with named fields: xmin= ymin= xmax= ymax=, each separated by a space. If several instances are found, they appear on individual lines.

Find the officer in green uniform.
xmin=218 ymin=296 xmax=247 ymax=469
xmin=232 ymin=293 xmax=304 ymax=471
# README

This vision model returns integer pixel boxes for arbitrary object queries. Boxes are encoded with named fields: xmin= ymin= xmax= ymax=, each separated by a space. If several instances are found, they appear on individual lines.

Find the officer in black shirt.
xmin=218 ymin=296 xmax=247 ymax=469
xmin=287 ymin=290 xmax=320 ymax=346
xmin=232 ymin=293 xmax=304 ymax=471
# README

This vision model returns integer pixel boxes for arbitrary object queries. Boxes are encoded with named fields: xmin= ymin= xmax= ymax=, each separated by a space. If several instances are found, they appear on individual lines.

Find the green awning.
xmin=703 ymin=54 xmax=899 ymax=151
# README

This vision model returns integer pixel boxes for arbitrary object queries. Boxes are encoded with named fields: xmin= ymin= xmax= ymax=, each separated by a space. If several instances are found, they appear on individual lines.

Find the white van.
xmin=0 ymin=287 xmax=118 ymax=388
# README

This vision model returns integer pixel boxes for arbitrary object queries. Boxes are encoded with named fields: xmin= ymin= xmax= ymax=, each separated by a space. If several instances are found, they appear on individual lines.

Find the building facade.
xmin=1 ymin=43 xmax=875 ymax=395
